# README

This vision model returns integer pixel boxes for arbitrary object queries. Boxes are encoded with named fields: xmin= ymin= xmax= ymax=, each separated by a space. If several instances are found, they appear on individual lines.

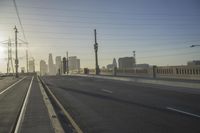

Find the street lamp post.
xmin=94 ymin=29 xmax=100 ymax=75
xmin=14 ymin=26 xmax=19 ymax=78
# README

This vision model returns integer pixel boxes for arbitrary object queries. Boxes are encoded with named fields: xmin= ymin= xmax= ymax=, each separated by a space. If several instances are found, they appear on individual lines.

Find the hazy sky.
xmin=0 ymin=0 xmax=200 ymax=72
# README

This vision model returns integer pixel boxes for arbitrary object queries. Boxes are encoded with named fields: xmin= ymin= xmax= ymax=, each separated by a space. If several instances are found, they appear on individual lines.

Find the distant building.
xmin=55 ymin=56 xmax=62 ymax=74
xmin=118 ymin=57 xmax=135 ymax=69
xmin=21 ymin=67 xmax=25 ymax=73
xmin=187 ymin=60 xmax=200 ymax=66
xmin=62 ymin=57 xmax=67 ymax=74
xmin=29 ymin=59 xmax=35 ymax=72
xmin=107 ymin=64 xmax=114 ymax=70
xmin=48 ymin=53 xmax=55 ymax=75
xmin=113 ymin=58 xmax=117 ymax=68
xmin=107 ymin=58 xmax=118 ymax=70
xmin=69 ymin=56 xmax=80 ymax=72
xmin=135 ymin=64 xmax=150 ymax=69
xmin=40 ymin=60 xmax=48 ymax=76
xmin=102 ymin=66 xmax=106 ymax=70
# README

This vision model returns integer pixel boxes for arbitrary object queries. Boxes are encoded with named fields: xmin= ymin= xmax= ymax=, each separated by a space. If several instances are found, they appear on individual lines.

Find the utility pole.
xmin=14 ymin=26 xmax=19 ymax=78
xmin=94 ymin=29 xmax=100 ymax=75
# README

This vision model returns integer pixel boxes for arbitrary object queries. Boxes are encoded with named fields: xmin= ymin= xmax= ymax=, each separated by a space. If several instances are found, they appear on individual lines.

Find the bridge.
xmin=0 ymin=74 xmax=200 ymax=133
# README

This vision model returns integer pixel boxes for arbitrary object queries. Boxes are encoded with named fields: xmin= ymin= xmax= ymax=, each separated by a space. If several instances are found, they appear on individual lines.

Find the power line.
xmin=1 ymin=17 xmax=199 ymax=26
xmin=13 ymin=0 xmax=27 ymax=41
xmin=3 ymin=4 xmax=200 ymax=17
xmin=138 ymin=51 xmax=200 ymax=59
xmin=137 ymin=46 xmax=189 ymax=53
xmin=2 ymin=12 xmax=199 ymax=22
xmin=13 ymin=0 xmax=29 ymax=73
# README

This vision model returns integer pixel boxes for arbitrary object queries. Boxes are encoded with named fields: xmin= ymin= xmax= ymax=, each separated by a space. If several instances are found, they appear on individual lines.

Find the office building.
xmin=29 ymin=59 xmax=35 ymax=72
xmin=48 ymin=53 xmax=55 ymax=75
xmin=69 ymin=56 xmax=80 ymax=71
xmin=118 ymin=57 xmax=135 ymax=69
xmin=40 ymin=60 xmax=48 ymax=76
xmin=55 ymin=56 xmax=62 ymax=74
xmin=187 ymin=60 xmax=200 ymax=66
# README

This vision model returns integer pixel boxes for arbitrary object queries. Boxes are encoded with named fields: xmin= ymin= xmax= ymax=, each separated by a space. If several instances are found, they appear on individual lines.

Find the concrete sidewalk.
xmin=72 ymin=74 xmax=200 ymax=89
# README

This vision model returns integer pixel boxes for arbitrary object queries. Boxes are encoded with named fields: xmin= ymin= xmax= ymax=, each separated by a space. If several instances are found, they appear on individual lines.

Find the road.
xmin=0 ymin=75 xmax=54 ymax=133
xmin=42 ymin=75 xmax=200 ymax=133
xmin=0 ymin=76 xmax=31 ymax=133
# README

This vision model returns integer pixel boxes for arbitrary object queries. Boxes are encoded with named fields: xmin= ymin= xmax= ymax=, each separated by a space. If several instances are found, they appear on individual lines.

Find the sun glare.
xmin=0 ymin=32 xmax=6 ymax=63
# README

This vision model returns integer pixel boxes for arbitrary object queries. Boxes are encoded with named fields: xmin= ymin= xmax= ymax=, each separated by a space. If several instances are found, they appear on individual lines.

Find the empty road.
xmin=42 ymin=75 xmax=200 ymax=133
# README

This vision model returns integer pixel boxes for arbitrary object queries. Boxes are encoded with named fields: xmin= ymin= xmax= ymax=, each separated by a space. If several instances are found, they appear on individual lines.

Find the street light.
xmin=190 ymin=45 xmax=200 ymax=48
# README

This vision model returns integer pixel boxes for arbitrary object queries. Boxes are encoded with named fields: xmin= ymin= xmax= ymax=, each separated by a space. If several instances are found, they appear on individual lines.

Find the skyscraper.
xmin=68 ymin=56 xmax=80 ymax=72
xmin=29 ymin=59 xmax=35 ymax=72
xmin=40 ymin=60 xmax=48 ymax=76
xmin=48 ymin=53 xmax=55 ymax=75
xmin=55 ymin=56 xmax=62 ymax=74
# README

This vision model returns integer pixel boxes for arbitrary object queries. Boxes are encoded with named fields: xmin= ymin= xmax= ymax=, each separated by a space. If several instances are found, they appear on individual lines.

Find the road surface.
xmin=42 ymin=75 xmax=200 ymax=133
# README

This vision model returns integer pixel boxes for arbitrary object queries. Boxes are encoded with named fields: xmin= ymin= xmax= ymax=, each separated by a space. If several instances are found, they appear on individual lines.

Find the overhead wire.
xmin=13 ymin=0 xmax=27 ymax=41
xmin=1 ymin=2 xmax=199 ymax=63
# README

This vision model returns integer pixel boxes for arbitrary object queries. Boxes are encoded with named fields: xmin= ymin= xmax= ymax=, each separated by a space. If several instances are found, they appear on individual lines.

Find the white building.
xmin=118 ymin=57 xmax=135 ymax=69
xmin=55 ymin=56 xmax=62 ymax=74
xmin=29 ymin=59 xmax=35 ymax=72
xmin=69 ymin=56 xmax=80 ymax=72
xmin=40 ymin=60 xmax=48 ymax=76
xmin=48 ymin=53 xmax=56 ymax=75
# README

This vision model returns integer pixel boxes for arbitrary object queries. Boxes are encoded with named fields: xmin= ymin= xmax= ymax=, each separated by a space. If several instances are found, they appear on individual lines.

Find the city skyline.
xmin=0 ymin=0 xmax=200 ymax=72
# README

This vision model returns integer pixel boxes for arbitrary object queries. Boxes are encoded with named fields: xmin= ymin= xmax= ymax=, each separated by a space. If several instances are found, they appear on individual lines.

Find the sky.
xmin=0 ymin=0 xmax=200 ymax=72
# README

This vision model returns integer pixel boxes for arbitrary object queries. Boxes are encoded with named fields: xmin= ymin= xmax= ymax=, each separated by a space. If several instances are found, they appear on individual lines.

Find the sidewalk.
xmin=72 ymin=74 xmax=200 ymax=89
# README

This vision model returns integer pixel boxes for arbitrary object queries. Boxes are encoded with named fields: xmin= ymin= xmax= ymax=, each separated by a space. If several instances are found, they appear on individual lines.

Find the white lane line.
xmin=14 ymin=76 xmax=34 ymax=133
xmin=0 ymin=77 xmax=26 ymax=95
xmin=40 ymin=78 xmax=84 ymax=133
xmin=101 ymin=89 xmax=113 ymax=94
xmin=166 ymin=107 xmax=200 ymax=118
xmin=37 ymin=77 xmax=65 ymax=133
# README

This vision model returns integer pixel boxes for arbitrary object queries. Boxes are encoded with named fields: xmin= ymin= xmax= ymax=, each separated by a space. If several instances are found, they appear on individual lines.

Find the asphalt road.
xmin=0 ymin=76 xmax=32 ymax=133
xmin=0 ymin=76 xmax=19 ymax=92
xmin=42 ymin=75 xmax=200 ymax=133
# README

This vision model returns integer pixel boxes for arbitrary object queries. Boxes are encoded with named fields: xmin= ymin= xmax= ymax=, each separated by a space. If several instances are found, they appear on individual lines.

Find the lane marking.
xmin=101 ymin=89 xmax=113 ymax=94
xmin=37 ymin=77 xmax=64 ymax=133
xmin=166 ymin=107 xmax=200 ymax=118
xmin=40 ymin=77 xmax=84 ymax=133
xmin=14 ymin=76 xmax=34 ymax=133
xmin=0 ymin=77 xmax=26 ymax=95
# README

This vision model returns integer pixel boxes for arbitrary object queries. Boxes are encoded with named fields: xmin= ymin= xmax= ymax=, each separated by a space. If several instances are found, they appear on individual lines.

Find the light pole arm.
xmin=190 ymin=45 xmax=200 ymax=48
